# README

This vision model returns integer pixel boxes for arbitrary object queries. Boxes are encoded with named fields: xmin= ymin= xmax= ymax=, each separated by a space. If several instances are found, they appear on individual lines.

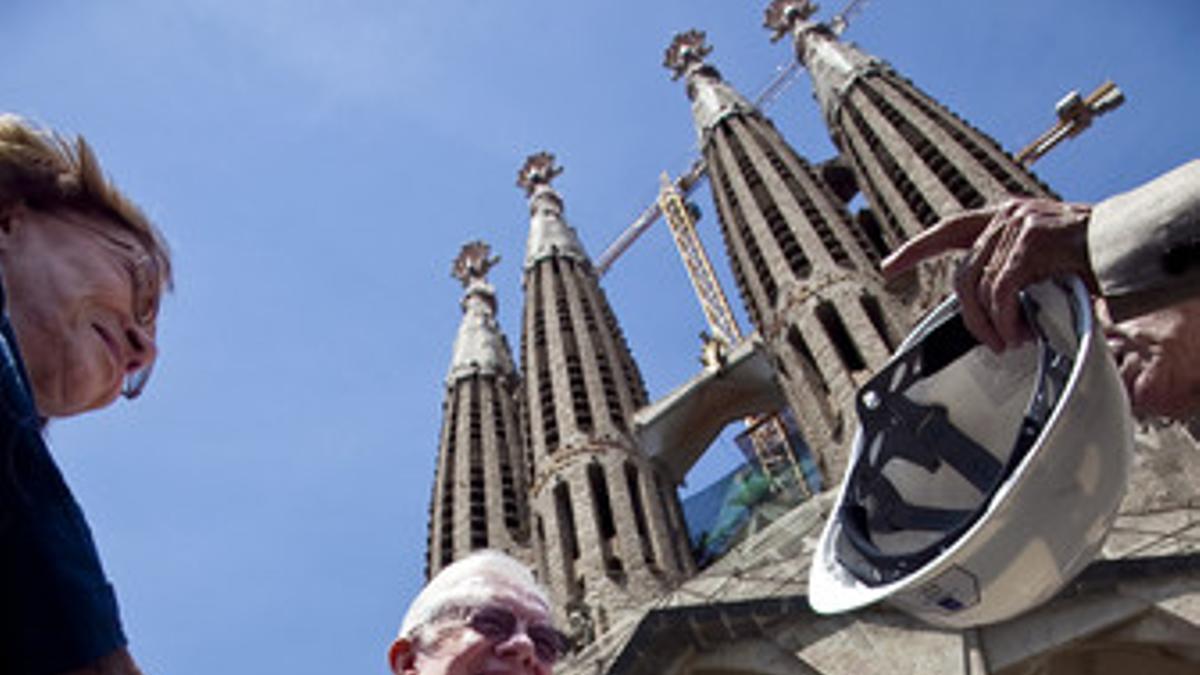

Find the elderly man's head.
xmin=389 ymin=551 xmax=567 ymax=675
xmin=0 ymin=114 xmax=172 ymax=416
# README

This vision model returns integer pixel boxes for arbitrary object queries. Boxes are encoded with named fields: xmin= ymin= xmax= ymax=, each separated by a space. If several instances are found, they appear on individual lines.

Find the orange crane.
xmin=599 ymin=0 xmax=1121 ymax=495
xmin=657 ymin=173 xmax=810 ymax=496
xmin=1016 ymin=80 xmax=1125 ymax=166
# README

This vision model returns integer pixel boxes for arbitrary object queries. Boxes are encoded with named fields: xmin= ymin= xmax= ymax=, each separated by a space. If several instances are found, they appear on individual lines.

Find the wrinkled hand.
xmin=1102 ymin=297 xmax=1200 ymax=421
xmin=881 ymin=198 xmax=1096 ymax=352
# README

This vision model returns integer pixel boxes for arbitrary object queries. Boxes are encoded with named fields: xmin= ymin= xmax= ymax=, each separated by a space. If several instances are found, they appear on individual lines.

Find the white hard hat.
xmin=808 ymin=277 xmax=1132 ymax=628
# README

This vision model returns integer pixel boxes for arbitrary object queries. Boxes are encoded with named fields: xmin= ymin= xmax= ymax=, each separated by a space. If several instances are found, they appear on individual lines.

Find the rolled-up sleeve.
xmin=1089 ymin=160 xmax=1200 ymax=321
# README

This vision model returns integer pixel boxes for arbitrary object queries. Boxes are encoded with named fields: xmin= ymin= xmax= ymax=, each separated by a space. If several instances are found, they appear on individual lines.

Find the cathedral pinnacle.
xmin=664 ymin=30 xmax=755 ymax=141
xmin=663 ymin=29 xmax=712 ymax=81
xmin=452 ymin=240 xmax=500 ymax=288
xmin=446 ymin=240 xmax=514 ymax=384
xmin=764 ymin=0 xmax=820 ymax=43
xmin=517 ymin=151 xmax=563 ymax=197
xmin=517 ymin=152 xmax=589 ymax=269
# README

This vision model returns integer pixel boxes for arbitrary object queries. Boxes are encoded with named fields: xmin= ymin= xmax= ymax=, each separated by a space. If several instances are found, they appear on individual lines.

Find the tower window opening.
xmin=578 ymin=279 xmax=626 ymax=430
xmin=887 ymin=78 xmax=1051 ymax=201
xmin=597 ymin=293 xmax=648 ymax=408
xmin=554 ymin=482 xmax=580 ymax=562
xmin=491 ymin=386 xmax=522 ymax=537
xmin=708 ymin=156 xmax=766 ymax=329
xmin=531 ymin=265 xmax=559 ymax=451
xmin=551 ymin=259 xmax=594 ymax=433
xmin=860 ymin=81 xmax=983 ymax=211
xmin=625 ymin=463 xmax=655 ymax=566
xmin=844 ymin=89 xmax=938 ymax=228
xmin=860 ymin=293 xmax=895 ymax=353
xmin=744 ymin=120 xmax=856 ymax=269
xmin=438 ymin=386 xmax=461 ymax=569
xmin=787 ymin=327 xmax=830 ymax=396
xmin=709 ymin=140 xmax=778 ymax=313
xmin=653 ymin=472 xmax=686 ymax=574
xmin=588 ymin=463 xmax=617 ymax=540
xmin=724 ymin=122 xmax=811 ymax=280
xmin=816 ymin=302 xmax=867 ymax=373
xmin=468 ymin=378 xmax=487 ymax=549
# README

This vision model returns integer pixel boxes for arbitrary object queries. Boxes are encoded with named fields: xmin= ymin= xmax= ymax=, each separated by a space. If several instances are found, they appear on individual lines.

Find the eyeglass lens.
xmin=468 ymin=606 xmax=569 ymax=664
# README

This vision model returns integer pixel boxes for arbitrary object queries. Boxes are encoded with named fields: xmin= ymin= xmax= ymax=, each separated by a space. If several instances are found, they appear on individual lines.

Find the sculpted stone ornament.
xmin=517 ymin=151 xmax=563 ymax=196
xmin=452 ymin=240 xmax=500 ymax=286
xmin=565 ymin=598 xmax=595 ymax=650
xmin=764 ymin=0 xmax=819 ymax=42
xmin=663 ymin=29 xmax=712 ymax=81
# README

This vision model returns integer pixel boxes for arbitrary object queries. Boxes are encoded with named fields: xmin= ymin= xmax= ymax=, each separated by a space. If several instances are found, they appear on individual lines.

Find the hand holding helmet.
xmin=881 ymin=198 xmax=1096 ymax=352
xmin=809 ymin=277 xmax=1133 ymax=627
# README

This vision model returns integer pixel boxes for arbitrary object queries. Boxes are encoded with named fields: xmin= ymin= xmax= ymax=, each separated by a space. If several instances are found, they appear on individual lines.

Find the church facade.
xmin=424 ymin=3 xmax=1200 ymax=673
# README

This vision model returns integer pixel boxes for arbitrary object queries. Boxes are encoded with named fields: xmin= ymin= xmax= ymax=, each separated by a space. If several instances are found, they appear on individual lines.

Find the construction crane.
xmin=595 ymin=0 xmax=859 ymax=276
xmin=599 ymin=0 xmax=871 ymax=494
xmin=1016 ymin=80 xmax=1125 ymax=166
xmin=658 ymin=173 xmax=810 ymax=496
xmin=601 ymin=0 xmax=1121 ymax=493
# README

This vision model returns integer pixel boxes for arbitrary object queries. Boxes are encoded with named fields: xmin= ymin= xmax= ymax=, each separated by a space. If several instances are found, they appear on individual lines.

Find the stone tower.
xmin=665 ymin=30 xmax=906 ymax=481
xmin=765 ymin=0 xmax=1052 ymax=259
xmin=425 ymin=241 xmax=531 ymax=579
xmin=515 ymin=152 xmax=693 ymax=637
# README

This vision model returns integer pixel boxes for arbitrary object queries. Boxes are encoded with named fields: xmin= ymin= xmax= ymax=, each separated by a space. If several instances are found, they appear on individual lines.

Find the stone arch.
xmin=993 ymin=606 xmax=1200 ymax=675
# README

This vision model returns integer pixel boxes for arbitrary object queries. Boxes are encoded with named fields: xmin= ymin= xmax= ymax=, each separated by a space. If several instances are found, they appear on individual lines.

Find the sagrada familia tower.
xmin=424 ymin=2 xmax=1200 ymax=673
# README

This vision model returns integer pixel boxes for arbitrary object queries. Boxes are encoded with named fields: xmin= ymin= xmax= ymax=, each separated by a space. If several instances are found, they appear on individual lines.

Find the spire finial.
xmin=764 ymin=0 xmax=820 ymax=42
xmin=664 ymin=29 xmax=713 ymax=80
xmin=452 ymin=240 xmax=500 ymax=287
xmin=517 ymin=152 xmax=563 ymax=197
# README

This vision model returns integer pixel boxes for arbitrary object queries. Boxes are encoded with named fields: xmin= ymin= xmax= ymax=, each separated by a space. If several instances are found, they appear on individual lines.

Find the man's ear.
xmin=388 ymin=637 xmax=417 ymax=675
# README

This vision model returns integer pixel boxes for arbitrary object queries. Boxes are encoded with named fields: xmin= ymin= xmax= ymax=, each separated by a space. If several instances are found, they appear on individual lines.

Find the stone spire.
xmin=517 ymin=152 xmax=589 ymax=269
xmin=665 ymin=29 xmax=903 ymax=481
xmin=764 ymin=0 xmax=881 ymax=128
xmin=425 ymin=241 xmax=531 ymax=579
xmin=764 ymin=0 xmax=1052 ymax=258
xmin=516 ymin=152 xmax=693 ymax=641
xmin=447 ymin=241 xmax=515 ymax=384
xmin=663 ymin=30 xmax=756 ymax=145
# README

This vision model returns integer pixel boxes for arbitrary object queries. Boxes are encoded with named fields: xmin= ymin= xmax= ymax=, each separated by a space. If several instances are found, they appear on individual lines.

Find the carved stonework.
xmin=565 ymin=598 xmax=596 ymax=650
xmin=517 ymin=151 xmax=563 ymax=196
xmin=764 ymin=0 xmax=819 ymax=42
xmin=664 ymin=29 xmax=712 ymax=81
xmin=452 ymin=240 xmax=500 ymax=287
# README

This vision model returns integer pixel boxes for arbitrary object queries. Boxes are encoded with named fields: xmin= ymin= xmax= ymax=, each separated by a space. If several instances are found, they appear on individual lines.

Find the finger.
xmin=955 ymin=232 xmax=1005 ymax=352
xmin=881 ymin=207 xmax=996 ymax=279
xmin=986 ymin=213 xmax=1038 ymax=348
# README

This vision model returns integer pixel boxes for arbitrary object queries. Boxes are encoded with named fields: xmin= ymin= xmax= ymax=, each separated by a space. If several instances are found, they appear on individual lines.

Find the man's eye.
xmin=470 ymin=609 xmax=514 ymax=638
xmin=528 ymin=626 xmax=567 ymax=662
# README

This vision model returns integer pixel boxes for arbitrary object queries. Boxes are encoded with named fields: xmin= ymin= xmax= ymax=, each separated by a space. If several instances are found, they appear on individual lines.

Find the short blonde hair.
xmin=400 ymin=550 xmax=549 ymax=640
xmin=0 ymin=114 xmax=172 ymax=289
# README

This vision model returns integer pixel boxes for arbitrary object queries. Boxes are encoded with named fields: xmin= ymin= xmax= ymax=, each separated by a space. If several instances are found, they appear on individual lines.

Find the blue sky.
xmin=4 ymin=1 xmax=1198 ymax=673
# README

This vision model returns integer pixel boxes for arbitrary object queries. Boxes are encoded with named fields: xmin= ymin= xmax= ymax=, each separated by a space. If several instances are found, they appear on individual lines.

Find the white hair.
xmin=400 ymin=550 xmax=549 ymax=639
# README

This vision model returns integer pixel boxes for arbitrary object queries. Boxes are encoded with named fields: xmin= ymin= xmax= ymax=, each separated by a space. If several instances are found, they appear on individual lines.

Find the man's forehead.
xmin=441 ymin=577 xmax=550 ymax=618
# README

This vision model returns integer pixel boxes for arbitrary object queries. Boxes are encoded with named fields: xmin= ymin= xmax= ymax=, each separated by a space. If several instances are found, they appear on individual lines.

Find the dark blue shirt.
xmin=0 ymin=285 xmax=127 ymax=674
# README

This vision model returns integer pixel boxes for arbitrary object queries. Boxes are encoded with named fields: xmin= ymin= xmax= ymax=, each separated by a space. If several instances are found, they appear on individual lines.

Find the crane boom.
xmin=595 ymin=157 xmax=706 ymax=275
xmin=595 ymin=58 xmax=804 ymax=277
xmin=1016 ymin=80 xmax=1124 ymax=166
xmin=657 ymin=172 xmax=742 ymax=345
xmin=657 ymin=170 xmax=811 ymax=497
